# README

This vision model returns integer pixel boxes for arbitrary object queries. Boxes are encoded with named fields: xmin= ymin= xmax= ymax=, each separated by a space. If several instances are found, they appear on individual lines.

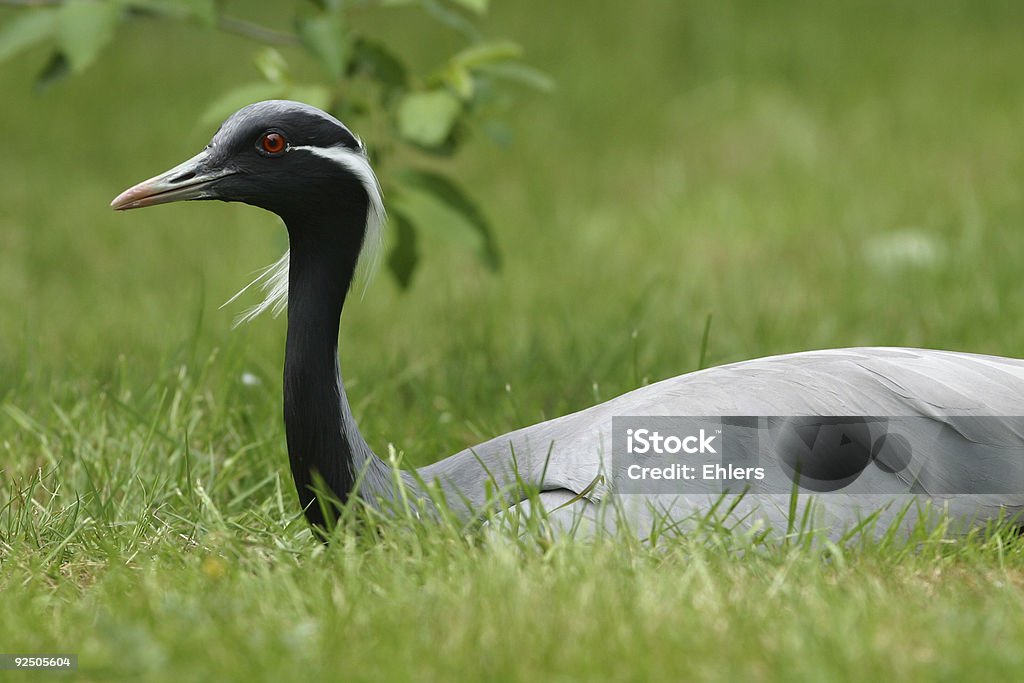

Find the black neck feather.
xmin=282 ymin=201 xmax=378 ymax=529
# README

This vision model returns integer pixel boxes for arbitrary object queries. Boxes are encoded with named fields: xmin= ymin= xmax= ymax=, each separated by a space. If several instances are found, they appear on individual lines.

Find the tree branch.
xmin=218 ymin=16 xmax=299 ymax=46
xmin=0 ymin=2 xmax=300 ymax=48
xmin=0 ymin=0 xmax=61 ymax=6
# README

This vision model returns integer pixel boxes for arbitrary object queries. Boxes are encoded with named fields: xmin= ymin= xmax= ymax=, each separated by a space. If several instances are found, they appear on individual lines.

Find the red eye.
xmin=260 ymin=132 xmax=287 ymax=155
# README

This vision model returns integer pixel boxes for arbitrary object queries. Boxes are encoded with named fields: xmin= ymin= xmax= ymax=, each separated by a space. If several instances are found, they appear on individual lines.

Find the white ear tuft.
xmin=222 ymin=250 xmax=290 ymax=327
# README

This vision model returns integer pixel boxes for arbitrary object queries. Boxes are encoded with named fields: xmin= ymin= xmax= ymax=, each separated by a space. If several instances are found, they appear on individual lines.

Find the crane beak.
xmin=110 ymin=149 xmax=234 ymax=211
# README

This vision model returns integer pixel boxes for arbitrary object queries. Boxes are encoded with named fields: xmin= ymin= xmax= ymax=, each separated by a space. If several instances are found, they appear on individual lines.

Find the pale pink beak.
xmin=111 ymin=149 xmax=232 ymax=211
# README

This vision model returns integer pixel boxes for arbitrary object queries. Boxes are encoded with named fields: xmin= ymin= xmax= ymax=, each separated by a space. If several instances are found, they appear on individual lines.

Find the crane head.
xmin=110 ymin=100 xmax=381 ymax=226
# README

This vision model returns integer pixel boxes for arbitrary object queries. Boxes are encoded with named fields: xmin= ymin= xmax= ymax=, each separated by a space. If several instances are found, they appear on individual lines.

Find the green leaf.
xmin=57 ymin=0 xmax=120 ymax=73
xmin=435 ymin=40 xmax=524 ymax=101
xmin=452 ymin=40 xmax=522 ymax=69
xmin=419 ymin=0 xmax=479 ymax=40
xmin=482 ymin=119 xmax=513 ymax=147
xmin=440 ymin=63 xmax=473 ymax=100
xmin=296 ymin=12 xmax=347 ymax=81
xmin=476 ymin=62 xmax=555 ymax=92
xmin=254 ymin=47 xmax=289 ymax=85
xmin=349 ymin=38 xmax=408 ymax=89
xmin=448 ymin=0 xmax=489 ymax=14
xmin=386 ymin=210 xmax=420 ymax=289
xmin=0 ymin=10 xmax=56 ymax=65
xmin=200 ymin=82 xmax=286 ymax=128
xmin=395 ymin=169 xmax=500 ymax=270
xmin=397 ymin=90 xmax=461 ymax=147
xmin=33 ymin=51 xmax=69 ymax=93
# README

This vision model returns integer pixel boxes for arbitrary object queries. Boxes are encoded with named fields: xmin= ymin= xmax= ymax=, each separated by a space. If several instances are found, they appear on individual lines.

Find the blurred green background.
xmin=2 ymin=0 xmax=1023 ymax=463
xmin=4 ymin=2 xmax=1024 ymax=680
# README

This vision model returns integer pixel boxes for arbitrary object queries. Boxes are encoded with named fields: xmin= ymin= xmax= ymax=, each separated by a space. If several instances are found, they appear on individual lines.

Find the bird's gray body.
xmin=419 ymin=347 xmax=1024 ymax=538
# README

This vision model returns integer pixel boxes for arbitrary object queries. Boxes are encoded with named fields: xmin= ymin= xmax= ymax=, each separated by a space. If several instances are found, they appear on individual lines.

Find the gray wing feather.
xmin=417 ymin=347 xmax=1024 ymax=536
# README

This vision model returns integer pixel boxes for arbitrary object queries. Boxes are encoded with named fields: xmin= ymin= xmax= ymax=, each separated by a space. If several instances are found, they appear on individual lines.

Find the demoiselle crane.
xmin=111 ymin=101 xmax=1024 ymax=539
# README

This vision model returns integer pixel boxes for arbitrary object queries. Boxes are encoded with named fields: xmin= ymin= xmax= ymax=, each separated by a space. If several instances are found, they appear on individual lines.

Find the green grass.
xmin=3 ymin=0 xmax=1024 ymax=680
